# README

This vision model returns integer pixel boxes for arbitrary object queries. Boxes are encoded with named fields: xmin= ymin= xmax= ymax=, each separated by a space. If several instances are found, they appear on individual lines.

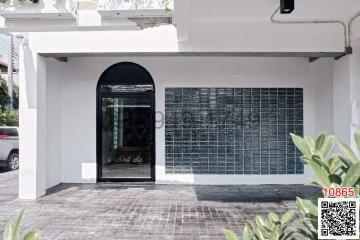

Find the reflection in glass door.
xmin=98 ymin=95 xmax=154 ymax=180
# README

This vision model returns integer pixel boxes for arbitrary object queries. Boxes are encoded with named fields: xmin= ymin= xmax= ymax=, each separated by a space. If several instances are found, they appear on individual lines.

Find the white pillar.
xmin=18 ymin=39 xmax=47 ymax=199
xmin=333 ymin=40 xmax=360 ymax=146
xmin=349 ymin=40 xmax=360 ymax=148
xmin=333 ymin=56 xmax=351 ymax=144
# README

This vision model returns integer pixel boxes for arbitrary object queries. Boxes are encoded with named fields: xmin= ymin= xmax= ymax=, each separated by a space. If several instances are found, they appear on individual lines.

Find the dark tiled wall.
xmin=165 ymin=88 xmax=304 ymax=175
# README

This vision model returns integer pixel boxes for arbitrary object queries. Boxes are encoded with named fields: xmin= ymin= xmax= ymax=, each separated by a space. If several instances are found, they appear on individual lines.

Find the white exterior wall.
xmin=18 ymin=43 xmax=47 ymax=199
xmin=42 ymin=56 xmax=334 ymax=186
xmin=18 ymin=16 xmax=356 ymax=197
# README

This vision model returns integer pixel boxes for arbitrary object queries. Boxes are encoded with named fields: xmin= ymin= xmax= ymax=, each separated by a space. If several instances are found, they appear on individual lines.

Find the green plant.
xmin=0 ymin=77 xmax=10 ymax=112
xmin=224 ymin=211 xmax=296 ymax=240
xmin=12 ymin=85 xmax=19 ymax=110
xmin=3 ymin=209 xmax=40 ymax=240
xmin=224 ymin=133 xmax=360 ymax=240
xmin=290 ymin=133 xmax=360 ymax=194
xmin=0 ymin=108 xmax=19 ymax=126
xmin=290 ymin=133 xmax=360 ymax=239
xmin=295 ymin=197 xmax=318 ymax=240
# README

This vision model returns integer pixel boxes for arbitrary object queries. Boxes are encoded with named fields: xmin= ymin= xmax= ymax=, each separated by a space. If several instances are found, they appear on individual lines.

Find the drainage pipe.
xmin=348 ymin=10 xmax=360 ymax=47
xmin=271 ymin=6 xmax=349 ymax=52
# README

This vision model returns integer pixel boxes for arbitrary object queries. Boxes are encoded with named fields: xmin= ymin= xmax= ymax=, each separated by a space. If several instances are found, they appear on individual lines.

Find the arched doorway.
xmin=96 ymin=62 xmax=155 ymax=182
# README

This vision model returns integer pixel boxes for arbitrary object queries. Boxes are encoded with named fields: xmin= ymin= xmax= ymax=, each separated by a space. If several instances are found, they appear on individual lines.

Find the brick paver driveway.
xmin=0 ymin=170 xmax=321 ymax=240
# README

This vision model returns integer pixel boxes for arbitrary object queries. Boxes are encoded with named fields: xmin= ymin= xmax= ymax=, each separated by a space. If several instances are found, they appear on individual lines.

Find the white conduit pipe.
xmin=271 ymin=6 xmax=348 ymax=50
xmin=348 ymin=10 xmax=360 ymax=47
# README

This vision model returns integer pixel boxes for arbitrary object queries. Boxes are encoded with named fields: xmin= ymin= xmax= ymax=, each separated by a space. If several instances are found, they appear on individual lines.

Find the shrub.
xmin=0 ymin=108 xmax=19 ymax=126
xmin=3 ymin=209 xmax=40 ymax=240
xmin=224 ymin=133 xmax=360 ymax=240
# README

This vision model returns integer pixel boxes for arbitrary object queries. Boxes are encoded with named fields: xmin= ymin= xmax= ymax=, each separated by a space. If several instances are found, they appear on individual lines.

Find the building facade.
xmin=1 ymin=0 xmax=359 ymax=199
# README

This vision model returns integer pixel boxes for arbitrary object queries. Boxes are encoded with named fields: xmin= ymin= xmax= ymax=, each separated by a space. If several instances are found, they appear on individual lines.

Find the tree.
xmin=0 ymin=76 xmax=19 ymax=126
xmin=0 ymin=76 xmax=10 ymax=112
xmin=12 ymin=85 xmax=19 ymax=109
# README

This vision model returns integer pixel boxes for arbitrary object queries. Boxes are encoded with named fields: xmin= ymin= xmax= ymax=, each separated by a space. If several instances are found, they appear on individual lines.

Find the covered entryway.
xmin=96 ymin=62 xmax=155 ymax=182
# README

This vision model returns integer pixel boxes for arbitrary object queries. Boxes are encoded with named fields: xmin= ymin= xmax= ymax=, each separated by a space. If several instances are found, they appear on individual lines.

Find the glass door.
xmin=97 ymin=94 xmax=154 ymax=181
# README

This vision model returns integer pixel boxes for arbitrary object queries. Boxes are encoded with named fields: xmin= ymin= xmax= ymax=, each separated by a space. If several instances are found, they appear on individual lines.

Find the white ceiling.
xmin=176 ymin=0 xmax=360 ymax=21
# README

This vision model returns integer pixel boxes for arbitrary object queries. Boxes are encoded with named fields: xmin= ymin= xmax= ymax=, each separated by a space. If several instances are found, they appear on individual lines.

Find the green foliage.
xmin=224 ymin=133 xmax=360 ymax=240
xmin=291 ymin=133 xmax=360 ymax=240
xmin=290 ymin=133 xmax=360 ymax=192
xmin=296 ymin=197 xmax=318 ymax=240
xmin=0 ymin=108 xmax=19 ymax=126
xmin=3 ymin=209 xmax=40 ymax=240
xmin=12 ymin=85 xmax=19 ymax=109
xmin=239 ymin=211 xmax=296 ymax=240
xmin=0 ymin=77 xmax=10 ymax=112
xmin=0 ymin=76 xmax=19 ymax=126
xmin=223 ymin=229 xmax=240 ymax=240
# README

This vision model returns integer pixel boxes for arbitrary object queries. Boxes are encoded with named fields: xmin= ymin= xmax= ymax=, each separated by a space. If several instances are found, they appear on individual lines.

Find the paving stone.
xmin=0 ymin=169 xmax=321 ymax=239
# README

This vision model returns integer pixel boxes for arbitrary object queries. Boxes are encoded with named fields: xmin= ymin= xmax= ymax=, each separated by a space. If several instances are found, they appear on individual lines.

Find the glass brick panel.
xmin=165 ymin=88 xmax=304 ymax=175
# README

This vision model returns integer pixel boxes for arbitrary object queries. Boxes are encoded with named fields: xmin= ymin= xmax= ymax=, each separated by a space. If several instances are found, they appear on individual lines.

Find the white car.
xmin=0 ymin=127 xmax=19 ymax=170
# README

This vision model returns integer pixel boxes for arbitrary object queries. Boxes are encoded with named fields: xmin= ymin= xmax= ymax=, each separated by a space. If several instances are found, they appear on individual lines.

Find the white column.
xmin=332 ymin=40 xmax=360 ymax=146
xmin=333 ymin=56 xmax=351 ymax=144
xmin=18 ymin=39 xmax=47 ymax=199
xmin=349 ymin=40 xmax=360 ymax=148
xmin=310 ymin=58 xmax=334 ymax=137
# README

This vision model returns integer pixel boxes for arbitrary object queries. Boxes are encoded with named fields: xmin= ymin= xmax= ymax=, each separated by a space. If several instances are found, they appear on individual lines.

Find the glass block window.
xmin=165 ymin=88 xmax=304 ymax=175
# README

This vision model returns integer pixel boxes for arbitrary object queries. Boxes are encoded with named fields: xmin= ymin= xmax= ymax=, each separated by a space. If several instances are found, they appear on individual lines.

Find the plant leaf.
xmin=242 ymin=226 xmax=253 ymax=240
xmin=308 ymin=161 xmax=331 ymax=187
xmin=223 ymin=229 xmax=239 ymax=240
xmin=342 ymin=162 xmax=360 ymax=187
xmin=13 ymin=209 xmax=24 ymax=240
xmin=268 ymin=212 xmax=280 ymax=224
xmin=315 ymin=134 xmax=336 ymax=159
xmin=3 ymin=221 xmax=14 ymax=240
xmin=315 ymin=134 xmax=326 ymax=151
xmin=310 ymin=154 xmax=330 ymax=174
xmin=354 ymin=133 xmax=360 ymax=154
xmin=329 ymin=174 xmax=342 ymax=185
xmin=338 ymin=156 xmax=353 ymax=169
xmin=280 ymin=210 xmax=296 ymax=225
xmin=290 ymin=134 xmax=312 ymax=157
xmin=304 ymin=136 xmax=315 ymax=150
xmin=283 ymin=231 xmax=294 ymax=240
xmin=338 ymin=140 xmax=359 ymax=163
xmin=328 ymin=156 xmax=342 ymax=173
xmin=297 ymin=228 xmax=316 ymax=240
xmin=255 ymin=215 xmax=266 ymax=228
xmin=23 ymin=230 xmax=40 ymax=240
xmin=296 ymin=197 xmax=317 ymax=217
xmin=254 ymin=228 xmax=265 ymax=240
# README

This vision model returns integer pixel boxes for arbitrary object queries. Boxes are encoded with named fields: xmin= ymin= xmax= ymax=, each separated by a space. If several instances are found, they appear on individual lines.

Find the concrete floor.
xmin=0 ymin=169 xmax=321 ymax=240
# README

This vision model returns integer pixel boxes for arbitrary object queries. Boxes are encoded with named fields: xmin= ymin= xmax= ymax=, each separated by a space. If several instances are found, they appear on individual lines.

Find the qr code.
xmin=318 ymin=198 xmax=359 ymax=239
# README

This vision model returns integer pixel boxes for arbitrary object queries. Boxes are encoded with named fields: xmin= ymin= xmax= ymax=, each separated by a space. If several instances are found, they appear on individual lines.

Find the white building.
xmin=1 ymin=0 xmax=360 ymax=199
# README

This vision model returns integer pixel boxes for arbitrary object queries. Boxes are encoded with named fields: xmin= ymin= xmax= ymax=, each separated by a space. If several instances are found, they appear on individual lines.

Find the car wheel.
xmin=7 ymin=153 xmax=19 ymax=170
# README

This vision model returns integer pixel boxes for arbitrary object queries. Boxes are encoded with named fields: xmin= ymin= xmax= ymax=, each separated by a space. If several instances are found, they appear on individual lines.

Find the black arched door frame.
xmin=96 ymin=62 xmax=155 ymax=182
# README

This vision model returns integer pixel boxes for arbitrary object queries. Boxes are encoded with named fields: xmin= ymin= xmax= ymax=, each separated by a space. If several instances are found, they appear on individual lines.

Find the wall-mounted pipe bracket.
xmin=334 ymin=47 xmax=352 ymax=60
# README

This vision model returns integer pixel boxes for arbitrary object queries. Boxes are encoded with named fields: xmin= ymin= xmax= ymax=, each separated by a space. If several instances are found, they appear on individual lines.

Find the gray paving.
xmin=0 ymin=169 xmax=321 ymax=239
